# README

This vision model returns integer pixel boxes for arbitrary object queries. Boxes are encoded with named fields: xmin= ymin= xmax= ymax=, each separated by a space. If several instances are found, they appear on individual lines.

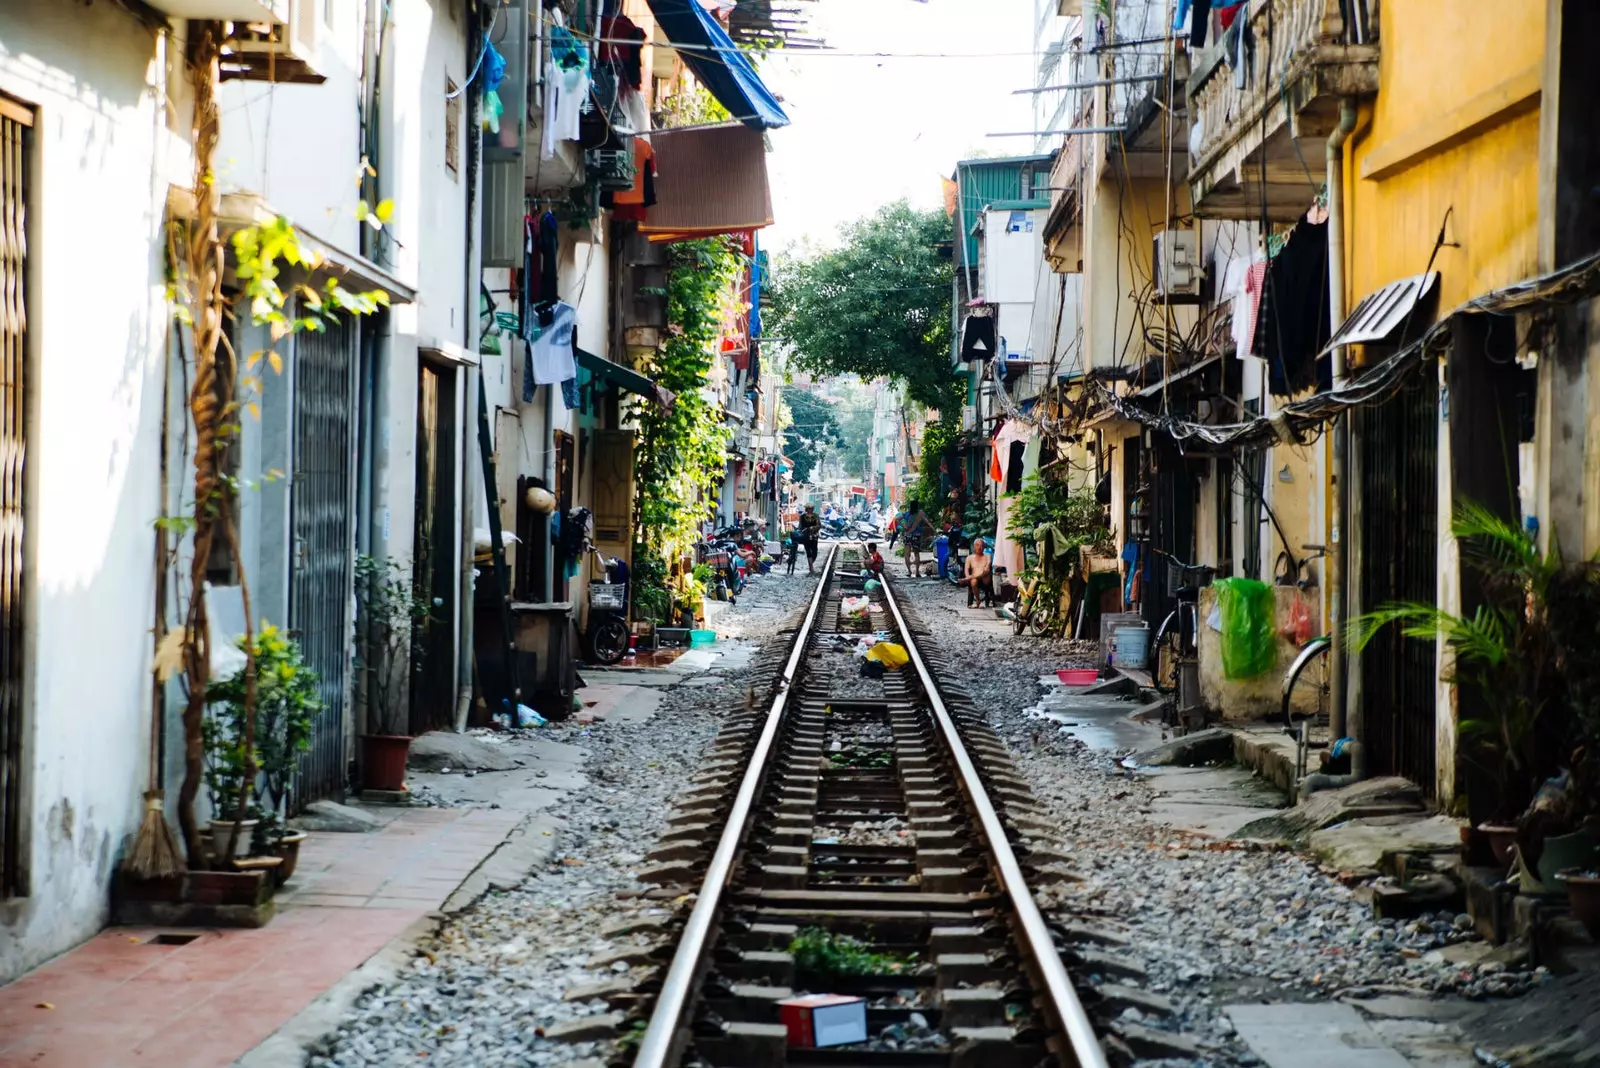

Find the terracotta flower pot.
xmin=361 ymin=734 xmax=413 ymax=791
xmin=270 ymin=830 xmax=309 ymax=886
xmin=1478 ymin=823 xmax=1518 ymax=867
xmin=1558 ymin=870 xmax=1600 ymax=938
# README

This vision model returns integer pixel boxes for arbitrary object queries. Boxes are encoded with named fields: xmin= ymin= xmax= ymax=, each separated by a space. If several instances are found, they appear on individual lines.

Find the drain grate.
xmin=147 ymin=933 xmax=201 ymax=946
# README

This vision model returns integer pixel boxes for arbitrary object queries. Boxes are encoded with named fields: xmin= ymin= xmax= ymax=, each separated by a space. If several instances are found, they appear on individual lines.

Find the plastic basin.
xmin=690 ymin=629 xmax=717 ymax=645
xmin=1056 ymin=668 xmax=1098 ymax=686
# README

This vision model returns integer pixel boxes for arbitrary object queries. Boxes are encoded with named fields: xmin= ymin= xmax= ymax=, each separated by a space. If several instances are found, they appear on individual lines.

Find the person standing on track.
xmin=799 ymin=504 xmax=822 ymax=574
xmin=898 ymin=500 xmax=934 ymax=578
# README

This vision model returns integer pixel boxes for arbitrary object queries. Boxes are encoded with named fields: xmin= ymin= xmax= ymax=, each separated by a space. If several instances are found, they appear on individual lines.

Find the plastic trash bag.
xmin=1215 ymin=577 xmax=1276 ymax=679
xmin=865 ymin=642 xmax=910 ymax=669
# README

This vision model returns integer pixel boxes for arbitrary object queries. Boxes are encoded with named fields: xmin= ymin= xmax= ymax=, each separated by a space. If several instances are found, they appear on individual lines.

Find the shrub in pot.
xmin=355 ymin=554 xmax=433 ymax=791
xmin=207 ymin=626 xmax=321 ymax=870
xmin=1352 ymin=501 xmax=1600 ymax=854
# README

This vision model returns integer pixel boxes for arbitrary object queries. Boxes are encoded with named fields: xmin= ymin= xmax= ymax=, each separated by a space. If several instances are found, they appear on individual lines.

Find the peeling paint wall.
xmin=0 ymin=0 xmax=174 ymax=983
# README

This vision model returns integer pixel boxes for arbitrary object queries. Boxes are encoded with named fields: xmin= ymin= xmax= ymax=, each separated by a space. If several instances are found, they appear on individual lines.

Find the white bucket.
xmin=1111 ymin=623 xmax=1151 ymax=670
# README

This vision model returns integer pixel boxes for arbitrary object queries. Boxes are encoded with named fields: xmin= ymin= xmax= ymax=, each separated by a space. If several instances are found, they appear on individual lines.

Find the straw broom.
xmin=124 ymin=324 xmax=185 ymax=880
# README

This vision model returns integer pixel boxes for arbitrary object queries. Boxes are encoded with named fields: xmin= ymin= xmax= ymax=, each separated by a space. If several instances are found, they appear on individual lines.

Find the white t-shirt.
xmin=528 ymin=301 xmax=577 ymax=385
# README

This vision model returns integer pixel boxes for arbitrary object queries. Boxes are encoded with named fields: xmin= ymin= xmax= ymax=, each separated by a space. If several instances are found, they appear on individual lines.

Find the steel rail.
xmin=631 ymin=544 xmax=840 ymax=1068
xmin=877 ymin=575 xmax=1110 ymax=1068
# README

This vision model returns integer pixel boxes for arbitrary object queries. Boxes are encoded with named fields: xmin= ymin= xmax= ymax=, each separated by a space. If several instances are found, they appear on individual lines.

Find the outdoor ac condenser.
xmin=1153 ymin=229 xmax=1203 ymax=303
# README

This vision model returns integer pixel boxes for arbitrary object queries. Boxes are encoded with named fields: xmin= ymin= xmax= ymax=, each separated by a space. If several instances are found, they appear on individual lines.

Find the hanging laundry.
xmin=542 ymin=26 xmax=590 ymax=161
xmin=1258 ymin=218 xmax=1330 ymax=396
xmin=603 ymin=138 xmax=657 ymax=221
xmin=538 ymin=211 xmax=558 ymax=306
xmin=525 ymin=301 xmax=578 ymax=406
xmin=1234 ymin=260 xmax=1267 ymax=359
xmin=1188 ymin=0 xmax=1213 ymax=47
xmin=1021 ymin=433 xmax=1042 ymax=481
xmin=599 ymin=15 xmax=645 ymax=90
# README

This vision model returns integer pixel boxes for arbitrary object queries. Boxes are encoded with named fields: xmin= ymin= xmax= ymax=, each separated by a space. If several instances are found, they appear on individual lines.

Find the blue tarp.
xmin=645 ymin=0 xmax=790 ymax=130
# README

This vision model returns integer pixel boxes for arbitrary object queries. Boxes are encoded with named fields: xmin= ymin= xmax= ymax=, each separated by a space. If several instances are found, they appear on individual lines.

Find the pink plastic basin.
xmin=1056 ymin=668 xmax=1098 ymax=686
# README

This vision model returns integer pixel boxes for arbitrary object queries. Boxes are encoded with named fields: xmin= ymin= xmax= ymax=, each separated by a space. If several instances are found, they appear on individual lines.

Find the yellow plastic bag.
xmin=865 ymin=642 xmax=909 ymax=669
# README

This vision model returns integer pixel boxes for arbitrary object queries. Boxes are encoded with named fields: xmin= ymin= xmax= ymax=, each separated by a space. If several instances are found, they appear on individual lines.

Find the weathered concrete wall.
xmin=1198 ymin=584 xmax=1325 ymax=721
xmin=0 ymin=0 xmax=174 ymax=983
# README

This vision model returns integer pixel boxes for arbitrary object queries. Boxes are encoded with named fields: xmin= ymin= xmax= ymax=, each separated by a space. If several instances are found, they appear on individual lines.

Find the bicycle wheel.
xmin=1029 ymin=600 xmax=1053 ymax=637
xmin=1011 ymin=602 xmax=1028 ymax=636
xmin=588 ymin=617 xmax=631 ymax=665
xmin=1150 ymin=610 xmax=1182 ymax=693
xmin=1281 ymin=637 xmax=1332 ymax=730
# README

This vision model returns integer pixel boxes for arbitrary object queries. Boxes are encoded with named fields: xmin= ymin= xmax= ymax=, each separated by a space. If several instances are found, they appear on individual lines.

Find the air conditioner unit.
xmin=1153 ymin=228 xmax=1202 ymax=303
xmin=222 ymin=0 xmax=324 ymax=84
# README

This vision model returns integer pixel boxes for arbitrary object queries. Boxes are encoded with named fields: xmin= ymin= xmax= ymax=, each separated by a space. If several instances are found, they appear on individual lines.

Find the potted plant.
xmin=247 ymin=626 xmax=319 ymax=882
xmin=1352 ymin=501 xmax=1600 ymax=864
xmin=202 ymin=653 xmax=263 ymax=862
xmin=355 ymin=554 xmax=433 ymax=792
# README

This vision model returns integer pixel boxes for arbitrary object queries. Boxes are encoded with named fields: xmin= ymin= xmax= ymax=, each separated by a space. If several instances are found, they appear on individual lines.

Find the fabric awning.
xmin=639 ymin=123 xmax=773 ymax=242
xmin=576 ymin=349 xmax=675 ymax=409
xmin=645 ymin=0 xmax=790 ymax=130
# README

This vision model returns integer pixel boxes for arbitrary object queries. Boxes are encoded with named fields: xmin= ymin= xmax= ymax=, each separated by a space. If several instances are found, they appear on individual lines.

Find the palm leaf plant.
xmin=1350 ymin=500 xmax=1600 ymax=826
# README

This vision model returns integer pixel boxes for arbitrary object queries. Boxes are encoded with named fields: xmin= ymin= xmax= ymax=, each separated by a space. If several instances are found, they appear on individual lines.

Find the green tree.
xmin=770 ymin=201 xmax=958 ymax=411
xmin=781 ymin=387 xmax=842 ymax=484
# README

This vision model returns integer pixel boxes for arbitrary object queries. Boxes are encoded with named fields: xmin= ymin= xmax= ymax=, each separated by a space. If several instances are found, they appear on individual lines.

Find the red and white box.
xmin=777 ymin=994 xmax=869 ymax=1048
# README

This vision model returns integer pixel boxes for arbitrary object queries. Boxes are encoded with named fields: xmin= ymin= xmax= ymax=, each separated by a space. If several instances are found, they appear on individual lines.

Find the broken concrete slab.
xmin=1232 ymin=776 xmax=1425 ymax=842
xmin=1225 ymin=1002 xmax=1413 ymax=1068
xmin=291 ymin=800 xmax=387 ymax=833
xmin=1132 ymin=728 xmax=1234 ymax=768
xmin=1308 ymin=813 xmax=1464 ymax=871
xmin=408 ymin=730 xmax=525 ymax=772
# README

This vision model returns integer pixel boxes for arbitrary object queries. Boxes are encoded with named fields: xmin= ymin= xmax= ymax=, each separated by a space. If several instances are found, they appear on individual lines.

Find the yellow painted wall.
xmin=1081 ymin=169 xmax=1196 ymax=371
xmin=1345 ymin=1 xmax=1544 ymax=315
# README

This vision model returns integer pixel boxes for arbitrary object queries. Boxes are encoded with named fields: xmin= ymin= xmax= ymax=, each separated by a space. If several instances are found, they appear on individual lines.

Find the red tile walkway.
xmin=0 ymin=805 xmax=524 ymax=1068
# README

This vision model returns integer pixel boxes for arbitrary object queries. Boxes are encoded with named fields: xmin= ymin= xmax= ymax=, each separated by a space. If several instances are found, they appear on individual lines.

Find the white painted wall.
xmin=0 ymin=0 xmax=176 ymax=983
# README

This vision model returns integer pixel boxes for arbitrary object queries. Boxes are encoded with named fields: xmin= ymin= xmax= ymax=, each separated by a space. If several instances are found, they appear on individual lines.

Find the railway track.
xmin=626 ymin=544 xmax=1110 ymax=1068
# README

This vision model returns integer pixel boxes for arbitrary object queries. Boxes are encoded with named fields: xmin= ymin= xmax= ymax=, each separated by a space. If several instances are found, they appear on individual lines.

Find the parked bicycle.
xmin=1281 ymin=544 xmax=1333 ymax=779
xmin=1150 ymin=552 xmax=1214 ymax=697
xmin=1008 ymin=569 xmax=1052 ymax=637
xmin=584 ymin=545 xmax=631 ymax=666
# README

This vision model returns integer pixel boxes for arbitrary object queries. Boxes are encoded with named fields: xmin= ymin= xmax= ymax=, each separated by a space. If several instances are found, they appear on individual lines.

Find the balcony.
xmin=1186 ymin=0 xmax=1377 ymax=220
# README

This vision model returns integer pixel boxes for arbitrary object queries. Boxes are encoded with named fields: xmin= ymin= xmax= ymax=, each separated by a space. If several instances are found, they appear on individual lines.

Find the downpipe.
xmin=1305 ymin=97 xmax=1361 ymax=799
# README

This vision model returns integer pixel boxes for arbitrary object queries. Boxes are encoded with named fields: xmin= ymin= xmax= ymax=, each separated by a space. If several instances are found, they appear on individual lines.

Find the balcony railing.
xmin=1186 ymin=0 xmax=1377 ymax=220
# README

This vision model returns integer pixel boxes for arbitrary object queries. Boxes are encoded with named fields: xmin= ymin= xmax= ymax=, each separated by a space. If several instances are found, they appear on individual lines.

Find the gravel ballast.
xmin=308 ymin=570 xmax=822 ymax=1068
xmin=895 ymin=578 xmax=1540 ymax=1066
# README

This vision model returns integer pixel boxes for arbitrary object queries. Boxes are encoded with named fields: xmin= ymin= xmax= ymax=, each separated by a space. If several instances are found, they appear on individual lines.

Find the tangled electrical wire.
xmin=1092 ymin=248 xmax=1600 ymax=451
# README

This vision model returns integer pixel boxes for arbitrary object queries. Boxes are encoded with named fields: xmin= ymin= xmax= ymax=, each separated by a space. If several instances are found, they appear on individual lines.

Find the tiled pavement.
xmin=0 ymin=805 xmax=523 ymax=1068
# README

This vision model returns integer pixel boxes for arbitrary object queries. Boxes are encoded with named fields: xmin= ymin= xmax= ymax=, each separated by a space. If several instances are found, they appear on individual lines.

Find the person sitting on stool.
xmin=965 ymin=537 xmax=994 ymax=608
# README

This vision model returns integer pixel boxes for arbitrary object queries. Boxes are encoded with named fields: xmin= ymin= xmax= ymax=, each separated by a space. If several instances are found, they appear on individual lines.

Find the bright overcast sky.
xmin=761 ymin=0 xmax=1037 ymax=254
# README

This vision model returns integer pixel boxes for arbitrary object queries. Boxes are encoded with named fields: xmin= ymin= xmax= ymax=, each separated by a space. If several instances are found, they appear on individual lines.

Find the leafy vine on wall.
xmin=631 ymin=236 xmax=741 ymax=563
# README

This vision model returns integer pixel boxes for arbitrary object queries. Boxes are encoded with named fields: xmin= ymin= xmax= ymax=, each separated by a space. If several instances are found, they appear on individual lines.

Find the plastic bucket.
xmin=1056 ymin=668 xmax=1098 ymax=686
xmin=690 ymin=629 xmax=717 ymax=646
xmin=1111 ymin=623 xmax=1150 ymax=670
